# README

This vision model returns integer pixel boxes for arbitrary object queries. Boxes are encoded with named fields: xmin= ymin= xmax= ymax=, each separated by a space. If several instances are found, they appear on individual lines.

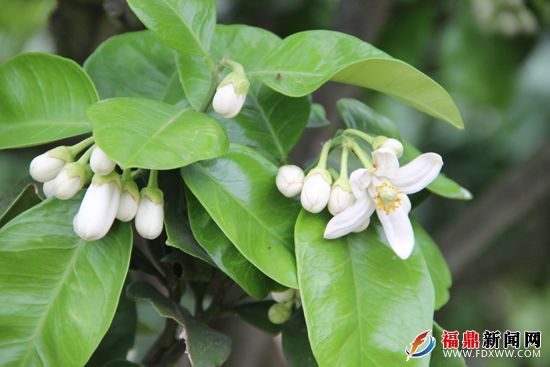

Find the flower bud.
xmin=53 ymin=162 xmax=86 ymax=200
xmin=135 ymin=187 xmax=164 ymax=240
xmin=73 ymin=173 xmax=121 ymax=241
xmin=272 ymin=289 xmax=295 ymax=304
xmin=276 ymin=165 xmax=304 ymax=198
xmin=379 ymin=138 xmax=403 ymax=158
xmin=29 ymin=146 xmax=72 ymax=182
xmin=116 ymin=179 xmax=140 ymax=222
xmin=90 ymin=146 xmax=116 ymax=175
xmin=328 ymin=178 xmax=355 ymax=215
xmin=213 ymin=82 xmax=247 ymax=118
xmin=300 ymin=168 xmax=332 ymax=213
xmin=268 ymin=303 xmax=292 ymax=325
xmin=43 ymin=180 xmax=57 ymax=198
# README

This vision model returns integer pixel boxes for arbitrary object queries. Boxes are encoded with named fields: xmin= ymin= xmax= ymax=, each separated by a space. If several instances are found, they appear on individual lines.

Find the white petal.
xmin=74 ymin=182 xmax=120 ymax=240
xmin=391 ymin=153 xmax=443 ymax=194
xmin=53 ymin=170 xmax=82 ymax=200
xmin=300 ymin=173 xmax=330 ymax=213
xmin=116 ymin=191 xmax=139 ymax=222
xmin=372 ymin=148 xmax=399 ymax=178
xmin=380 ymin=138 xmax=404 ymax=158
xmin=90 ymin=147 xmax=116 ymax=175
xmin=276 ymin=165 xmax=304 ymax=197
xmin=349 ymin=169 xmax=371 ymax=199
xmin=29 ymin=153 xmax=65 ymax=182
xmin=212 ymin=83 xmax=246 ymax=118
xmin=324 ymin=197 xmax=375 ymax=239
xmin=376 ymin=194 xmax=414 ymax=259
xmin=135 ymin=198 xmax=164 ymax=239
xmin=328 ymin=185 xmax=355 ymax=215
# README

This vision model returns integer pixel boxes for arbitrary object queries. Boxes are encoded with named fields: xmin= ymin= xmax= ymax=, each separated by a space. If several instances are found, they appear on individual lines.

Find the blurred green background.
xmin=1 ymin=0 xmax=549 ymax=366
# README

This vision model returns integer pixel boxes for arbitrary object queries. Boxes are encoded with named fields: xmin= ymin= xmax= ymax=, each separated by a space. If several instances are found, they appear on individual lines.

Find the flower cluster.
xmin=30 ymin=141 xmax=164 ymax=241
xmin=268 ymin=289 xmax=300 ymax=324
xmin=276 ymin=131 xmax=443 ymax=259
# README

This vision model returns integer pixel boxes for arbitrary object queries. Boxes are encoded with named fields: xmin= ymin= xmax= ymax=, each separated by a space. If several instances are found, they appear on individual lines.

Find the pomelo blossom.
xmin=29 ymin=146 xmax=72 ymax=182
xmin=90 ymin=146 xmax=116 ymax=175
xmin=300 ymin=168 xmax=332 ymax=213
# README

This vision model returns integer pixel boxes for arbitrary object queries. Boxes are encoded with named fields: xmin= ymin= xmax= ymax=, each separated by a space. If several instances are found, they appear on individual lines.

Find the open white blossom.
xmin=324 ymin=148 xmax=443 ymax=259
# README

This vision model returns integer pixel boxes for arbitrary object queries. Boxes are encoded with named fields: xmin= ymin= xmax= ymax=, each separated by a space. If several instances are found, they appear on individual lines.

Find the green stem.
xmin=344 ymin=129 xmax=375 ymax=145
xmin=317 ymin=140 xmax=334 ymax=170
xmin=224 ymin=59 xmax=245 ymax=75
xmin=340 ymin=147 xmax=350 ymax=178
xmin=76 ymin=145 xmax=95 ymax=165
xmin=351 ymin=141 xmax=373 ymax=169
xmin=147 ymin=170 xmax=158 ymax=188
xmin=68 ymin=136 xmax=94 ymax=156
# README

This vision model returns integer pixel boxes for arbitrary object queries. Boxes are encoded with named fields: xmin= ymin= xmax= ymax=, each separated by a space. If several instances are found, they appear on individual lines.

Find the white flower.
xmin=379 ymin=138 xmax=404 ymax=158
xmin=328 ymin=178 xmax=355 ymax=215
xmin=324 ymin=148 xmax=443 ymax=259
xmin=53 ymin=163 xmax=86 ymax=200
xmin=276 ymin=165 xmax=304 ymax=197
xmin=212 ymin=82 xmax=246 ymax=118
xmin=271 ymin=289 xmax=295 ymax=304
xmin=135 ymin=188 xmax=164 ymax=240
xmin=42 ymin=180 xmax=57 ymax=198
xmin=90 ymin=146 xmax=116 ymax=175
xmin=73 ymin=174 xmax=121 ymax=241
xmin=29 ymin=149 xmax=68 ymax=182
xmin=300 ymin=168 xmax=332 ymax=213
xmin=116 ymin=189 xmax=139 ymax=222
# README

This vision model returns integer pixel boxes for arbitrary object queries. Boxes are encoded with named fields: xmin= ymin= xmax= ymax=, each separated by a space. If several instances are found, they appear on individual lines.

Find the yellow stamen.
xmin=375 ymin=181 xmax=401 ymax=215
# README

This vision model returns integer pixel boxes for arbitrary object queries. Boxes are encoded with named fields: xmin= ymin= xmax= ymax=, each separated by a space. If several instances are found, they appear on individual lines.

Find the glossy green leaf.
xmin=127 ymin=0 xmax=215 ymax=57
xmin=338 ymin=98 xmax=472 ymax=200
xmin=182 ymin=144 xmax=300 ymax=288
xmin=307 ymin=103 xmax=331 ymax=128
xmin=232 ymin=301 xmax=282 ymax=335
xmin=282 ymin=311 xmax=318 ymax=367
xmin=213 ymin=83 xmax=310 ymax=163
xmin=0 ymin=53 xmax=98 ymax=148
xmin=88 ymin=97 xmax=228 ymax=169
xmin=249 ymin=30 xmax=463 ymax=128
xmin=187 ymin=192 xmax=276 ymax=299
xmin=0 ymin=196 xmax=133 ymax=367
xmin=175 ymin=52 xmax=214 ymax=111
xmin=414 ymin=222 xmax=452 ymax=311
xmin=430 ymin=323 xmax=467 ymax=367
xmin=87 ymin=292 xmax=137 ymax=367
xmin=295 ymin=210 xmax=434 ymax=367
xmin=127 ymin=281 xmax=231 ymax=367
xmin=0 ymin=180 xmax=40 ymax=227
xmin=84 ymin=31 xmax=185 ymax=104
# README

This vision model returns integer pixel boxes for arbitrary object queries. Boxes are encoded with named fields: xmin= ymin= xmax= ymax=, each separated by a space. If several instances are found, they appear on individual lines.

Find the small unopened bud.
xmin=272 ymin=289 xmax=295 ymax=304
xmin=73 ymin=173 xmax=121 ymax=241
xmin=268 ymin=303 xmax=292 ymax=325
xmin=213 ymin=83 xmax=246 ymax=118
xmin=135 ymin=187 xmax=164 ymax=240
xmin=379 ymin=138 xmax=404 ymax=158
xmin=328 ymin=178 xmax=355 ymax=215
xmin=116 ymin=180 xmax=140 ymax=222
xmin=276 ymin=165 xmax=304 ymax=198
xmin=53 ymin=163 xmax=86 ymax=200
xmin=43 ymin=180 xmax=57 ymax=198
xmin=90 ymin=146 xmax=116 ymax=175
xmin=29 ymin=146 xmax=72 ymax=182
xmin=300 ymin=168 xmax=332 ymax=213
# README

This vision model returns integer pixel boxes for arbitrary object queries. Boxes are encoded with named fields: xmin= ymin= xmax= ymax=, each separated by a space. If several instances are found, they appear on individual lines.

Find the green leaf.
xmin=0 ymin=180 xmax=41 ymax=227
xmin=232 ymin=301 xmax=282 ymax=335
xmin=307 ymin=103 xmax=331 ymax=128
xmin=127 ymin=281 xmax=231 ymax=367
xmin=414 ymin=221 xmax=452 ymax=311
xmin=127 ymin=0 xmax=215 ymax=57
xmin=84 ymin=31 xmax=185 ymax=105
xmin=0 ymin=53 xmax=98 ymax=149
xmin=88 ymin=97 xmax=228 ymax=169
xmin=213 ymin=83 xmax=310 ymax=163
xmin=295 ymin=210 xmax=434 ymax=367
xmin=430 ymin=323 xmax=467 ymax=367
xmin=187 ymin=191 xmax=276 ymax=299
xmin=250 ymin=30 xmax=463 ymax=128
xmin=338 ymin=98 xmax=472 ymax=200
xmin=87 ymin=291 xmax=137 ymax=367
xmin=181 ymin=144 xmax=300 ymax=288
xmin=282 ymin=311 xmax=318 ymax=367
xmin=0 ymin=196 xmax=133 ymax=367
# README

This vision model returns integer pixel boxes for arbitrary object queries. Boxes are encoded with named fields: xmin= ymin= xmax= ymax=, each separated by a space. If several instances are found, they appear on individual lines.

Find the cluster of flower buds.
xmin=267 ymin=289 xmax=300 ymax=324
xmin=212 ymin=60 xmax=249 ymax=118
xmin=29 ymin=140 xmax=165 ymax=241
xmin=276 ymin=130 xmax=443 ymax=260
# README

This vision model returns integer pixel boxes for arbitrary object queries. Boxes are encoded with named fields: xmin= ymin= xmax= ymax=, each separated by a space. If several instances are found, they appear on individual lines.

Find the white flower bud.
xmin=300 ymin=168 xmax=332 ymax=213
xmin=380 ymin=138 xmax=404 ymax=158
xmin=116 ymin=190 xmax=139 ymax=222
xmin=276 ymin=165 xmax=304 ymax=198
xmin=29 ymin=149 xmax=69 ymax=182
xmin=213 ymin=82 xmax=247 ymax=118
xmin=135 ymin=188 xmax=164 ymax=240
xmin=90 ymin=146 xmax=116 ymax=175
xmin=73 ymin=174 xmax=121 ymax=241
xmin=43 ymin=180 xmax=57 ymax=198
xmin=53 ymin=163 xmax=85 ymax=200
xmin=272 ymin=289 xmax=295 ymax=304
xmin=328 ymin=180 xmax=355 ymax=215
xmin=268 ymin=303 xmax=292 ymax=325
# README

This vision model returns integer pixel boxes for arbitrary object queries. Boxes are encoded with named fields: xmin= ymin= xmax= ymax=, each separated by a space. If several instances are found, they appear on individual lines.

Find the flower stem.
xmin=317 ymin=140 xmax=333 ymax=170
xmin=69 ymin=136 xmax=94 ymax=156
xmin=340 ymin=146 xmax=350 ymax=178
xmin=224 ymin=59 xmax=245 ymax=75
xmin=77 ymin=145 xmax=95 ymax=165
xmin=148 ymin=170 xmax=159 ymax=188
xmin=350 ymin=141 xmax=373 ymax=169
xmin=344 ymin=129 xmax=375 ymax=145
